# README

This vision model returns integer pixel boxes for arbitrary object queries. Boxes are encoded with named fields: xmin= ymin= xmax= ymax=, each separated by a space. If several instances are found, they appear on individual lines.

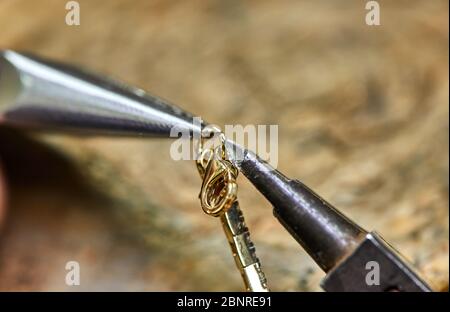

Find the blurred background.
xmin=0 ymin=0 xmax=448 ymax=291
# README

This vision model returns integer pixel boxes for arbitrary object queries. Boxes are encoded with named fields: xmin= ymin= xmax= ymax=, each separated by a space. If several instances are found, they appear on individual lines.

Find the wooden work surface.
xmin=0 ymin=0 xmax=448 ymax=291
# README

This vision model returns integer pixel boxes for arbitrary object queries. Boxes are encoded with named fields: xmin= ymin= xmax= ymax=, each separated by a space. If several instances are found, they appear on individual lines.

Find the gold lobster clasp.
xmin=196 ymin=125 xmax=238 ymax=217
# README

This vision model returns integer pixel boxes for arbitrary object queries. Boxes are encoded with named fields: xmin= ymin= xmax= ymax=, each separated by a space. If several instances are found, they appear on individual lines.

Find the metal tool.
xmin=224 ymin=143 xmax=433 ymax=292
xmin=0 ymin=50 xmax=433 ymax=291
xmin=0 ymin=50 xmax=202 ymax=137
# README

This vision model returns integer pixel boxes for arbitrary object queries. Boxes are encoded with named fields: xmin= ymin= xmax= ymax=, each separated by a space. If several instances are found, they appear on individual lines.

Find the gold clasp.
xmin=196 ymin=125 xmax=238 ymax=217
xmin=194 ymin=126 xmax=269 ymax=292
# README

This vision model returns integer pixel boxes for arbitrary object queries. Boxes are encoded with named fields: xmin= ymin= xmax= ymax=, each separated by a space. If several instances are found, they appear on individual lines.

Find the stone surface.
xmin=0 ymin=0 xmax=448 ymax=291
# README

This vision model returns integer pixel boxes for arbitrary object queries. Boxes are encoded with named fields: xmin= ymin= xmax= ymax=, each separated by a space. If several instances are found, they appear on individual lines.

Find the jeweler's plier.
xmin=0 ymin=50 xmax=433 ymax=292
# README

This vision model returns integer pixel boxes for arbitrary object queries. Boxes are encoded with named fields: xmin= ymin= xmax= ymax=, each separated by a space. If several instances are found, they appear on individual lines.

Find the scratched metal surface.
xmin=0 ymin=0 xmax=448 ymax=291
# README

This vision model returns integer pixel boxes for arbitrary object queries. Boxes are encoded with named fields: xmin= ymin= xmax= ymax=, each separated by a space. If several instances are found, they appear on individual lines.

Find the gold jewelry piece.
xmin=196 ymin=125 xmax=269 ymax=292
